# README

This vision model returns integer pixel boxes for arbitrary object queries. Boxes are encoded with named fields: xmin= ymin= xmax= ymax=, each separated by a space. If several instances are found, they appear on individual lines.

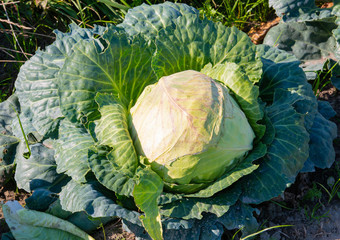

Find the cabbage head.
xmin=131 ymin=70 xmax=255 ymax=194
xmin=0 ymin=2 xmax=337 ymax=240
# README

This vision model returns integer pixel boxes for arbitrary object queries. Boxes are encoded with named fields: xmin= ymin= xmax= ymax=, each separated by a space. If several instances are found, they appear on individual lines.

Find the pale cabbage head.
xmin=130 ymin=70 xmax=255 ymax=193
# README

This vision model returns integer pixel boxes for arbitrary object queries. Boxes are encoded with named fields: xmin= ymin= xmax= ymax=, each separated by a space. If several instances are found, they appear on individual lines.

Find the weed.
xmin=303 ymin=182 xmax=323 ymax=202
xmin=304 ymin=202 xmax=330 ymax=221
xmin=270 ymin=200 xmax=294 ymax=210
xmin=317 ymin=177 xmax=340 ymax=203
xmin=197 ymin=0 xmax=273 ymax=31
xmin=232 ymin=225 xmax=293 ymax=240
xmin=311 ymin=60 xmax=339 ymax=96
xmin=99 ymin=222 xmax=107 ymax=240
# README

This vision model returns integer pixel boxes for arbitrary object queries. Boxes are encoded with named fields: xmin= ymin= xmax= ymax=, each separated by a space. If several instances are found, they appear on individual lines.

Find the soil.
xmin=248 ymin=17 xmax=281 ymax=44
xmin=0 ymin=179 xmax=29 ymax=235
xmin=92 ymin=220 xmax=136 ymax=240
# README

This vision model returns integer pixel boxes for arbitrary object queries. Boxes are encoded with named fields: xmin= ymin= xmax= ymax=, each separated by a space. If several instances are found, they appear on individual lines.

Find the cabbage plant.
xmin=0 ymin=2 xmax=337 ymax=240
xmin=264 ymin=0 xmax=340 ymax=88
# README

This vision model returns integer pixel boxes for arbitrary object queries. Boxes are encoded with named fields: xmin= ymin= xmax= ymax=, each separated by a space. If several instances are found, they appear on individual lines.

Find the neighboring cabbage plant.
xmin=265 ymin=0 xmax=340 ymax=89
xmin=0 ymin=2 xmax=337 ymax=240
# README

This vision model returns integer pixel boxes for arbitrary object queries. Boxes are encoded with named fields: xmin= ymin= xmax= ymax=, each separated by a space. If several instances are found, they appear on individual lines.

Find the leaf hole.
xmin=23 ymin=152 xmax=30 ymax=159
xmin=93 ymin=36 xmax=109 ymax=53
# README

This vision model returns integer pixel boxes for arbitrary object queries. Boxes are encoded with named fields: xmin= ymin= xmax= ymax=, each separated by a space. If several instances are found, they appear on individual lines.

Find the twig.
xmin=1 ymin=1 xmax=28 ymax=60
xmin=0 ymin=60 xmax=25 ymax=63
xmin=72 ymin=18 xmax=94 ymax=28
xmin=0 ymin=46 xmax=33 ymax=56
xmin=1 ymin=49 xmax=15 ymax=59
xmin=1 ymin=1 xmax=20 ymax=5
xmin=0 ymin=29 xmax=56 ymax=39
xmin=212 ymin=0 xmax=217 ymax=8
xmin=0 ymin=19 xmax=33 ymax=30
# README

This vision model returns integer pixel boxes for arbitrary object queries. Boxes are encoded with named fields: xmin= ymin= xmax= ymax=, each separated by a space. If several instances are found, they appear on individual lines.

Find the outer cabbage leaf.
xmin=25 ymin=189 xmax=107 ymax=233
xmin=160 ymin=185 xmax=241 ymax=220
xmin=59 ymin=178 xmax=141 ymax=225
xmin=302 ymin=112 xmax=337 ymax=172
xmin=25 ymin=188 xmax=59 ymax=211
xmin=46 ymin=199 xmax=73 ymax=219
xmin=45 ymin=199 xmax=113 ymax=233
xmin=53 ymin=119 xmax=93 ymax=183
xmin=124 ymin=206 xmax=256 ymax=240
xmin=94 ymin=93 xmax=138 ymax=173
xmin=15 ymin=143 xmax=69 ymax=192
xmin=120 ymin=2 xmax=261 ymax=85
xmin=240 ymin=89 xmax=309 ymax=204
xmin=318 ymin=100 xmax=337 ymax=119
xmin=152 ymin=13 xmax=262 ymax=84
xmin=123 ymin=214 xmax=224 ymax=240
xmin=133 ymin=167 xmax=164 ymax=240
xmin=217 ymin=201 xmax=259 ymax=235
xmin=256 ymin=43 xmax=299 ymax=63
xmin=257 ymin=45 xmax=317 ymax=128
xmin=235 ymin=45 xmax=318 ymax=204
xmin=10 ymin=106 xmax=43 ymax=145
xmin=158 ymin=193 xmax=183 ymax=206
xmin=88 ymin=147 xmax=136 ymax=197
xmin=1 ymin=232 xmax=14 ymax=240
xmin=145 ymin=145 xmax=264 ymax=223
xmin=14 ymin=24 xmax=106 ymax=136
xmin=0 ymin=95 xmax=20 ymax=132
xmin=258 ymin=45 xmax=337 ymax=172
xmin=0 ymin=95 xmax=20 ymax=183
xmin=58 ymin=27 xmax=157 ymax=123
xmin=87 ymin=93 xmax=138 ymax=196
xmin=2 ymin=201 xmax=94 ymax=240
xmin=118 ymin=2 xmax=198 ymax=39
